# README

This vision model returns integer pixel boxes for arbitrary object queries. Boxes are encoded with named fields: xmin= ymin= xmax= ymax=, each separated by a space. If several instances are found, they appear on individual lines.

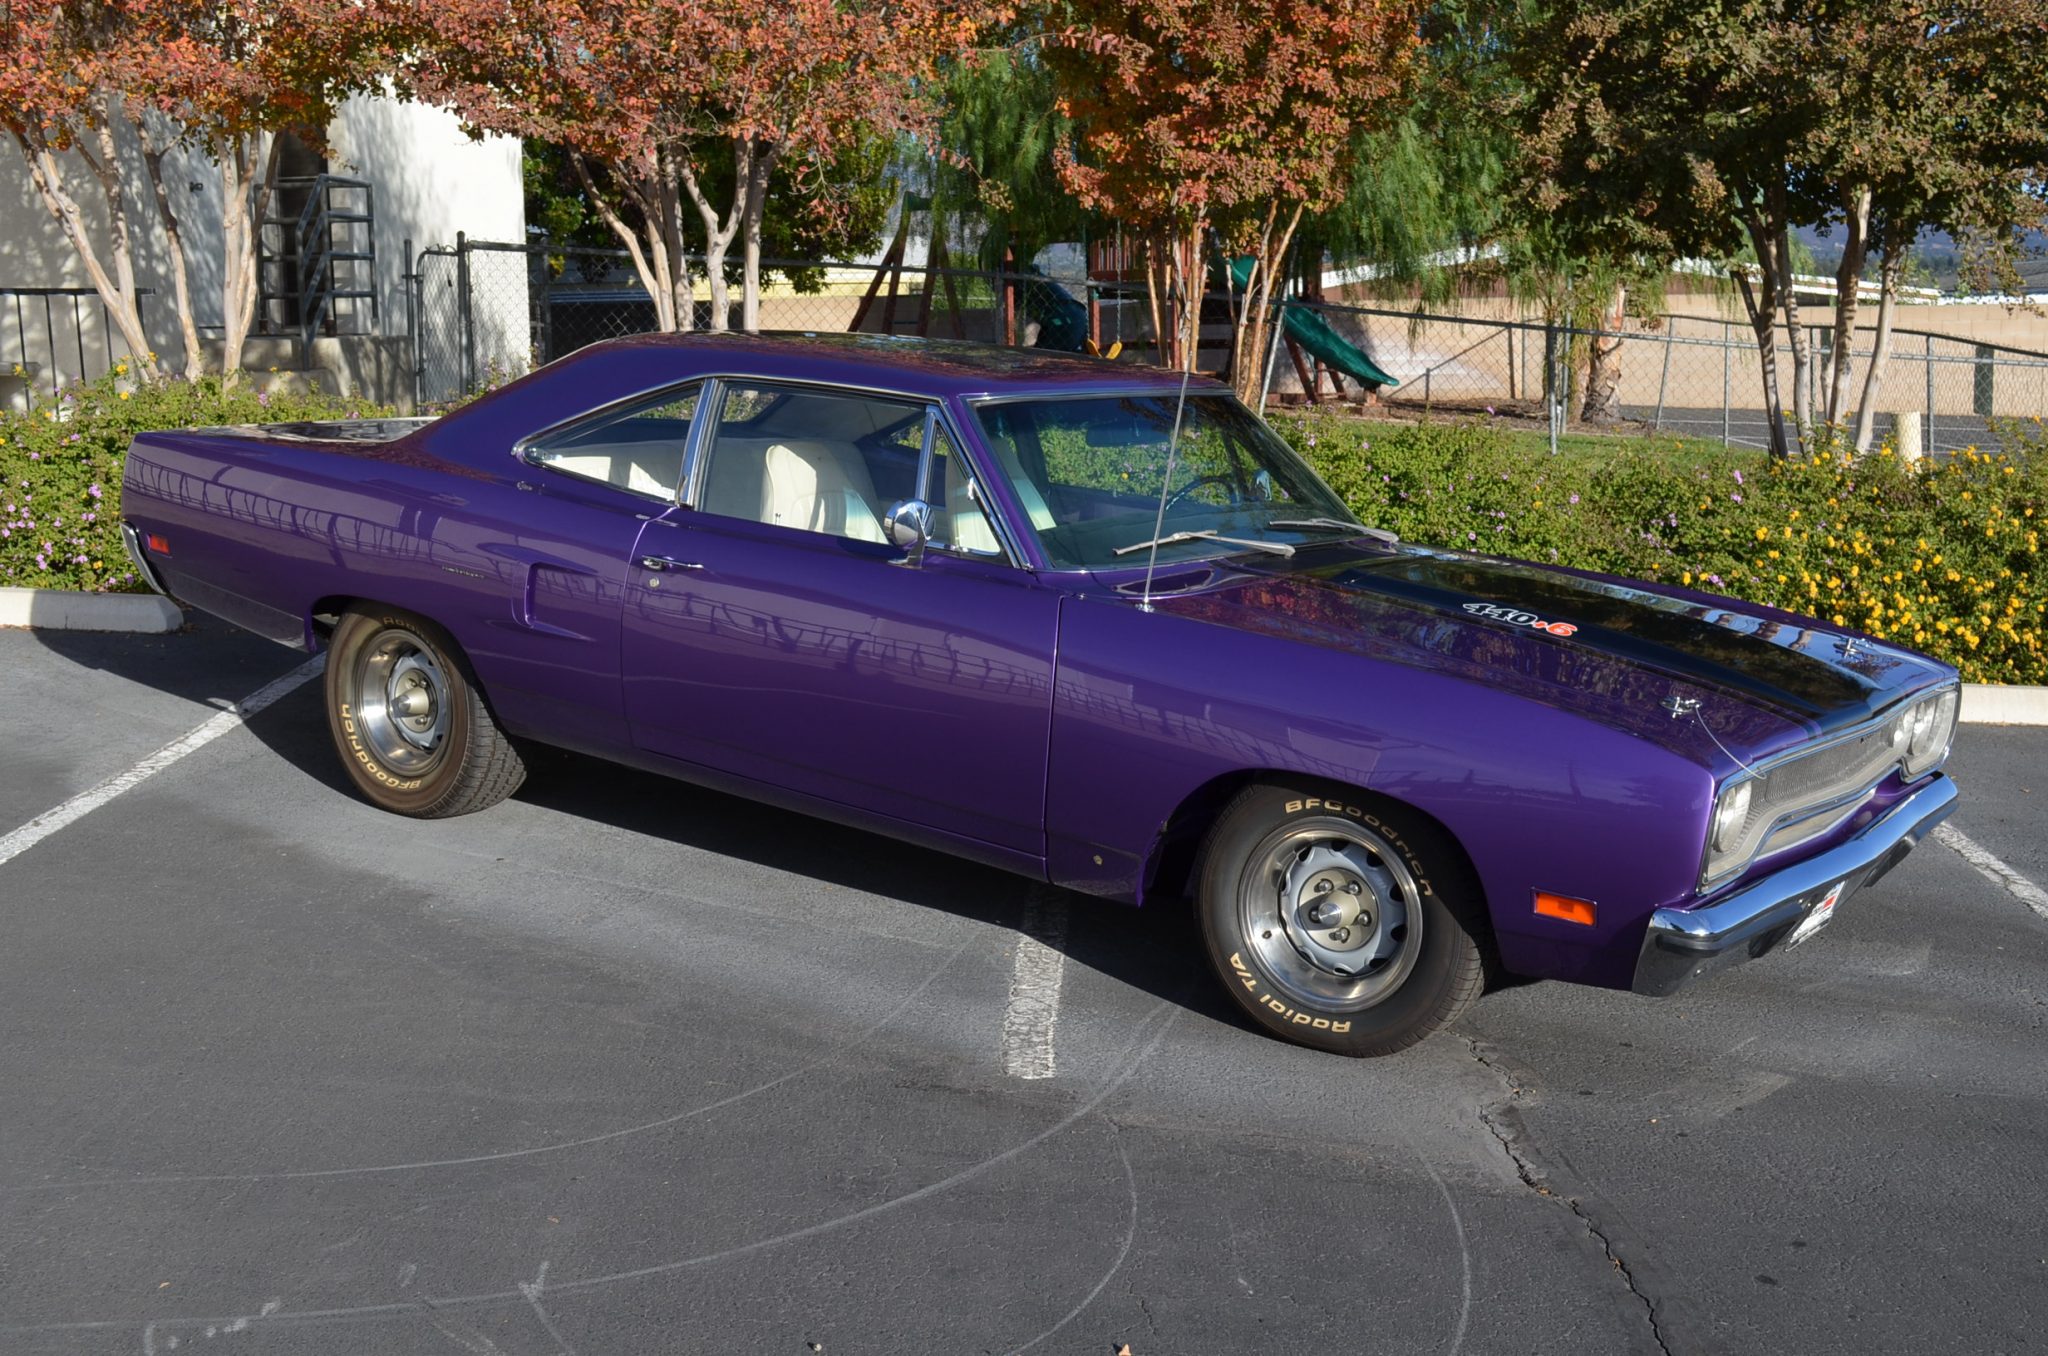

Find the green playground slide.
xmin=1227 ymin=257 xmax=1400 ymax=391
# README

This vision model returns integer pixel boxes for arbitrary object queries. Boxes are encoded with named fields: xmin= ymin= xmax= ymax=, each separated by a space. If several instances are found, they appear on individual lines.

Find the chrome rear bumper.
xmin=120 ymin=521 xmax=172 ymax=599
xmin=1632 ymin=774 xmax=1958 ymax=996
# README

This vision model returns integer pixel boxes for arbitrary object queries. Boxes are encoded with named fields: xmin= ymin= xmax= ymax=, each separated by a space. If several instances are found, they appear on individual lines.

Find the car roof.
xmin=584 ymin=330 xmax=1221 ymax=399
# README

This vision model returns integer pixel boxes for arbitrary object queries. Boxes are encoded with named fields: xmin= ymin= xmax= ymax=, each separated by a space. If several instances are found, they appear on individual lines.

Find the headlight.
xmin=1902 ymin=687 xmax=1957 ymax=778
xmin=1711 ymin=779 xmax=1753 ymax=852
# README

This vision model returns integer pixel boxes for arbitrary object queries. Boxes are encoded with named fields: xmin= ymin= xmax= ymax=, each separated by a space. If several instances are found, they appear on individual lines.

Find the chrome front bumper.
xmin=1632 ymin=774 xmax=1958 ymax=996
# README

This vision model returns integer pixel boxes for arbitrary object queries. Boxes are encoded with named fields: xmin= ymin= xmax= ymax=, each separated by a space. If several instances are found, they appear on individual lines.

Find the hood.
xmin=1146 ymin=541 xmax=1954 ymax=767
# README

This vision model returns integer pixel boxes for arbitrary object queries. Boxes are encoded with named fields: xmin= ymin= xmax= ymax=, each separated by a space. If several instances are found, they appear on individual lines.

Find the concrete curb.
xmin=0 ymin=587 xmax=183 ymax=634
xmin=1960 ymin=683 xmax=2048 ymax=727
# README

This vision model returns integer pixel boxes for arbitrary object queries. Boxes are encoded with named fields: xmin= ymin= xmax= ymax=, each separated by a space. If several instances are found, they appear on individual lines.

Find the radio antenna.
xmin=1139 ymin=248 xmax=1199 ymax=614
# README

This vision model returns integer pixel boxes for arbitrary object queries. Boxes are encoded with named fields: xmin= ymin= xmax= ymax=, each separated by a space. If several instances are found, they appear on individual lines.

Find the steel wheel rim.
xmin=351 ymin=628 xmax=452 ymax=776
xmin=1237 ymin=820 xmax=1425 ymax=1011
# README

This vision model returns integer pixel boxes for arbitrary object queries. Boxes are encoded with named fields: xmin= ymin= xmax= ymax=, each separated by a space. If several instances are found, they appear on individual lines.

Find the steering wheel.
xmin=1163 ymin=474 xmax=1239 ymax=513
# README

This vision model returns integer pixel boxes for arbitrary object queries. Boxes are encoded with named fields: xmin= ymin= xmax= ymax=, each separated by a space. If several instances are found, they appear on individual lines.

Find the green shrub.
xmin=1280 ymin=413 xmax=2048 ymax=686
xmin=1 ymin=368 xmax=389 ymax=594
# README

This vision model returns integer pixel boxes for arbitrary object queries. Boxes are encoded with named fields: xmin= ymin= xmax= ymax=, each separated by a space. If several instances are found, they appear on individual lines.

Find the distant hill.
xmin=1799 ymin=225 xmax=2048 ymax=295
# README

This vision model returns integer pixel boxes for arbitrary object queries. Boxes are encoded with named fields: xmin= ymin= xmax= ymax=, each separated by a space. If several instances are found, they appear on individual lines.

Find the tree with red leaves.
xmin=0 ymin=1 xmax=377 ymax=382
xmin=0 ymin=3 xmax=164 ymax=380
xmin=1046 ymin=0 xmax=1421 ymax=394
xmin=400 ymin=0 xmax=1000 ymax=332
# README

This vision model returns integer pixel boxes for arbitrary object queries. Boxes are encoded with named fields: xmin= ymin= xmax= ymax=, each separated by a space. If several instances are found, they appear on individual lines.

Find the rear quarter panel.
xmin=120 ymin=428 xmax=642 ymax=752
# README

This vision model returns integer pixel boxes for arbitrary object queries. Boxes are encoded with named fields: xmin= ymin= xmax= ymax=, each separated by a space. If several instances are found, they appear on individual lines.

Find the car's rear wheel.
xmin=1194 ymin=784 xmax=1485 ymax=1056
xmin=324 ymin=606 xmax=525 ymax=818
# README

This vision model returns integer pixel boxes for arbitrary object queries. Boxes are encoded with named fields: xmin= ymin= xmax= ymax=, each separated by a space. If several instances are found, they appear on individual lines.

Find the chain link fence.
xmin=405 ymin=237 xmax=2048 ymax=454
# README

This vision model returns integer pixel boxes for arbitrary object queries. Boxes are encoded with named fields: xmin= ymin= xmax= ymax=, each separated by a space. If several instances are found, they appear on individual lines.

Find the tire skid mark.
xmin=998 ymin=1114 xmax=1140 ymax=1356
xmin=7 ymin=938 xmax=974 ymax=1193
xmin=10 ymin=1000 xmax=1181 ymax=1344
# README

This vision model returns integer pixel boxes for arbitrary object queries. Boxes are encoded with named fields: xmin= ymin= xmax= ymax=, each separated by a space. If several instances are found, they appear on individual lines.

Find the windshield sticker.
xmin=1462 ymin=601 xmax=1579 ymax=637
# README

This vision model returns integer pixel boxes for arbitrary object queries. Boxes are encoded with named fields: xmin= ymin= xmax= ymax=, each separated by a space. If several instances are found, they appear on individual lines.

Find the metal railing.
xmin=0 ymin=287 xmax=153 ymax=402
xmin=259 ymin=174 xmax=379 ymax=368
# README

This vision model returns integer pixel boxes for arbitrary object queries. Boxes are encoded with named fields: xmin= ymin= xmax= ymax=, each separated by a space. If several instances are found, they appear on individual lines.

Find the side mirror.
xmin=883 ymin=498 xmax=934 ymax=564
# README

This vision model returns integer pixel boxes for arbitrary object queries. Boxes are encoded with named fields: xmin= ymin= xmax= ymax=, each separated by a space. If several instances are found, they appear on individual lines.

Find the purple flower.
xmin=1731 ymin=493 xmax=1743 ymax=503
xmin=1733 ymin=469 xmax=1745 ymax=485
xmin=1486 ymin=405 xmax=1497 ymax=416
xmin=1467 ymin=532 xmax=1478 ymax=542
xmin=1568 ymin=493 xmax=1580 ymax=505
xmin=27 ymin=452 xmax=38 ymax=462
xmin=87 ymin=483 xmax=101 ymax=499
xmin=1707 ymin=573 xmax=1724 ymax=585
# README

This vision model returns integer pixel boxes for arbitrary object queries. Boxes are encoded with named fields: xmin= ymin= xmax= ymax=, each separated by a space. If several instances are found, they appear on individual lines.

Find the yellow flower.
xmin=1754 ymin=527 xmax=1769 ymax=541
xmin=118 ymin=391 xmax=131 ymax=401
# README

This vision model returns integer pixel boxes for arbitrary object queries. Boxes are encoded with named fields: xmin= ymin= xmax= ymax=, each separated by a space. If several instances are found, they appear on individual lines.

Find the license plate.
xmin=1786 ymin=879 xmax=1848 ymax=947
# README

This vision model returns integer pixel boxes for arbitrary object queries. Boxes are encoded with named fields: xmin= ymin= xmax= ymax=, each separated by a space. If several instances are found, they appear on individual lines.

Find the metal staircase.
xmin=257 ymin=175 xmax=379 ymax=368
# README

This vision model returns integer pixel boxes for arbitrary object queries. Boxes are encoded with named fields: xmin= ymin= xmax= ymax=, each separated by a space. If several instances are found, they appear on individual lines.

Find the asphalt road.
xmin=2 ymin=619 xmax=2044 ymax=1356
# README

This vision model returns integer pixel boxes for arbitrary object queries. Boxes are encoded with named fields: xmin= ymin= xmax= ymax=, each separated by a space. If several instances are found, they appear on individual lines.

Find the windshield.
xmin=969 ymin=393 xmax=1363 ymax=569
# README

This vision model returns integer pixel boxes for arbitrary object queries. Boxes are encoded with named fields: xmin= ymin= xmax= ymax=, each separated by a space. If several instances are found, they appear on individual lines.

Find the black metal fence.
xmin=0 ymin=287 xmax=153 ymax=407
xmin=404 ymin=236 xmax=2048 ymax=453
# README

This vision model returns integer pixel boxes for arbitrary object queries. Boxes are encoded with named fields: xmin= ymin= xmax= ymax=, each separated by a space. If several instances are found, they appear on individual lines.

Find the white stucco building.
xmin=0 ymin=96 xmax=525 ymax=411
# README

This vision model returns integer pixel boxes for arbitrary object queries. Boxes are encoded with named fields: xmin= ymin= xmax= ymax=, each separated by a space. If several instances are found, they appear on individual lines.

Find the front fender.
xmin=1045 ymin=597 xmax=1711 ymax=988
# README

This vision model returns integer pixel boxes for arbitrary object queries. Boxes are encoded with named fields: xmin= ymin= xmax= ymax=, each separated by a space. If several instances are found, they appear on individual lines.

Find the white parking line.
xmin=0 ymin=656 xmax=324 ymax=870
xmin=1001 ymin=889 xmax=1070 ymax=1080
xmin=1935 ymin=823 xmax=2048 ymax=923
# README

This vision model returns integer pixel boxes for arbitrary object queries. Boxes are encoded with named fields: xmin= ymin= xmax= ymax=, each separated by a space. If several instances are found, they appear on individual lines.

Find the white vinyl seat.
xmin=943 ymin=474 xmax=1002 ymax=555
xmin=759 ymin=440 xmax=888 ymax=543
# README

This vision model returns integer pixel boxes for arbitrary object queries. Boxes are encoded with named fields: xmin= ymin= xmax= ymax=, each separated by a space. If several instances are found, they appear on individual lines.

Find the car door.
xmin=620 ymin=379 xmax=1059 ymax=857
xmin=457 ymin=383 xmax=702 ymax=751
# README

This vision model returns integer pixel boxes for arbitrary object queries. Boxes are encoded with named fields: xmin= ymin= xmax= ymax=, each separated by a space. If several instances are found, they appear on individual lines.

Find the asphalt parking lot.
xmin=3 ymin=619 xmax=2045 ymax=1356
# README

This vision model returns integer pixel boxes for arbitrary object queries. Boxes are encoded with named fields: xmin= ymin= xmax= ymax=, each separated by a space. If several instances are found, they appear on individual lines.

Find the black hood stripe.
xmin=1284 ymin=549 xmax=1901 ymax=721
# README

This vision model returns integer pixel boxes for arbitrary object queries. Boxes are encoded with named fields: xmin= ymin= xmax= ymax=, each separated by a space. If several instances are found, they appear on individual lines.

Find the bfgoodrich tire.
xmin=324 ymin=606 xmax=525 ymax=818
xmin=1194 ymin=783 xmax=1486 ymax=1056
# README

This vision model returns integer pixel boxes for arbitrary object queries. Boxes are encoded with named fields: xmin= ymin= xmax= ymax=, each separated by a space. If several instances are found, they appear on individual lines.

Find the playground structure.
xmin=847 ymin=206 xmax=1405 ymax=404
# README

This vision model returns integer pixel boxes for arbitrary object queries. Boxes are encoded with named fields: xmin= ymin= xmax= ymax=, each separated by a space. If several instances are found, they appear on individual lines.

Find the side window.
xmin=929 ymin=425 xmax=1002 ymax=557
xmin=696 ymin=384 xmax=919 ymax=545
xmin=525 ymin=384 xmax=699 ymax=501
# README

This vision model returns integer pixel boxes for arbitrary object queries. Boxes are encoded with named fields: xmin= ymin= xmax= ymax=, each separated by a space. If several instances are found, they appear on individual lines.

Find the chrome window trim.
xmin=1697 ymin=679 xmax=1962 ymax=891
xmin=512 ymin=378 xmax=706 ymax=507
xmin=676 ymin=373 xmax=1027 ymax=568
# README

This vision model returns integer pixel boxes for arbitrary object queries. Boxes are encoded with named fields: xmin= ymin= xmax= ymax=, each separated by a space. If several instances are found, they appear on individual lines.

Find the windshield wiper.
xmin=1268 ymin=518 xmax=1399 ymax=544
xmin=1112 ymin=529 xmax=1295 ymax=558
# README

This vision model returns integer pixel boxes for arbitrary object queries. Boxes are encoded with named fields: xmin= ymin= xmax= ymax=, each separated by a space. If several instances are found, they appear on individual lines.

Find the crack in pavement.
xmin=1464 ymin=1036 xmax=1693 ymax=1356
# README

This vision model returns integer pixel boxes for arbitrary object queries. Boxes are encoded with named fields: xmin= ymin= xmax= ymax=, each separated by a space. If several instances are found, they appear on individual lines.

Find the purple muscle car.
xmin=119 ymin=333 xmax=1961 ymax=1055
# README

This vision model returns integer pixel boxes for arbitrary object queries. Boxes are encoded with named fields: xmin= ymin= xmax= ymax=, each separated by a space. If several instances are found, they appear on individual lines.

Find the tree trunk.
xmin=15 ymin=132 xmax=161 ymax=384
xmin=135 ymin=119 xmax=204 ymax=378
xmin=681 ymin=144 xmax=747 ymax=335
xmin=572 ymin=149 xmax=685 ymax=332
xmin=1852 ymin=243 xmax=1905 ymax=453
xmin=1823 ymin=185 xmax=1872 ymax=430
xmin=1230 ymin=203 xmax=1304 ymax=405
xmin=1768 ymin=187 xmax=1812 ymax=448
xmin=1143 ymin=235 xmax=1174 ymax=367
xmin=1580 ymin=282 xmax=1627 ymax=423
xmin=739 ymin=145 xmax=775 ymax=334
xmin=1738 ymin=212 xmax=1790 ymax=458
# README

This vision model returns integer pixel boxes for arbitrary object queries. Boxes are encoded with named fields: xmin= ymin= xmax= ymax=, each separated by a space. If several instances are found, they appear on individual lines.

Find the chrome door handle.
xmin=638 ymin=555 xmax=703 ymax=572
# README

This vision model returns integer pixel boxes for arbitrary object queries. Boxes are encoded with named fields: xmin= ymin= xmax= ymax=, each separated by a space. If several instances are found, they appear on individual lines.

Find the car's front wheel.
xmin=324 ymin=606 xmax=525 ymax=818
xmin=1194 ymin=784 xmax=1485 ymax=1056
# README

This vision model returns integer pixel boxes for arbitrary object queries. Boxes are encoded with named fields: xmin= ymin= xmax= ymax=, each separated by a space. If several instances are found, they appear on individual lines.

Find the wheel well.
xmin=1141 ymin=771 xmax=1496 ymax=949
xmin=305 ymin=595 xmax=363 ymax=649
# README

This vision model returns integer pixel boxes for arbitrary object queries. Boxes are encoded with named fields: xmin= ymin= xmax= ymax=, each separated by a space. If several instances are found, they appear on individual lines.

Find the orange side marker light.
xmin=1533 ymin=891 xmax=1597 ymax=926
xmin=146 ymin=533 xmax=170 ymax=555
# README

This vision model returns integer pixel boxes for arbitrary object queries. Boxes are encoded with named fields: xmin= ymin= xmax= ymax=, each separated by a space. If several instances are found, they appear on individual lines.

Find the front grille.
xmin=1755 ymin=718 xmax=1906 ymax=855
